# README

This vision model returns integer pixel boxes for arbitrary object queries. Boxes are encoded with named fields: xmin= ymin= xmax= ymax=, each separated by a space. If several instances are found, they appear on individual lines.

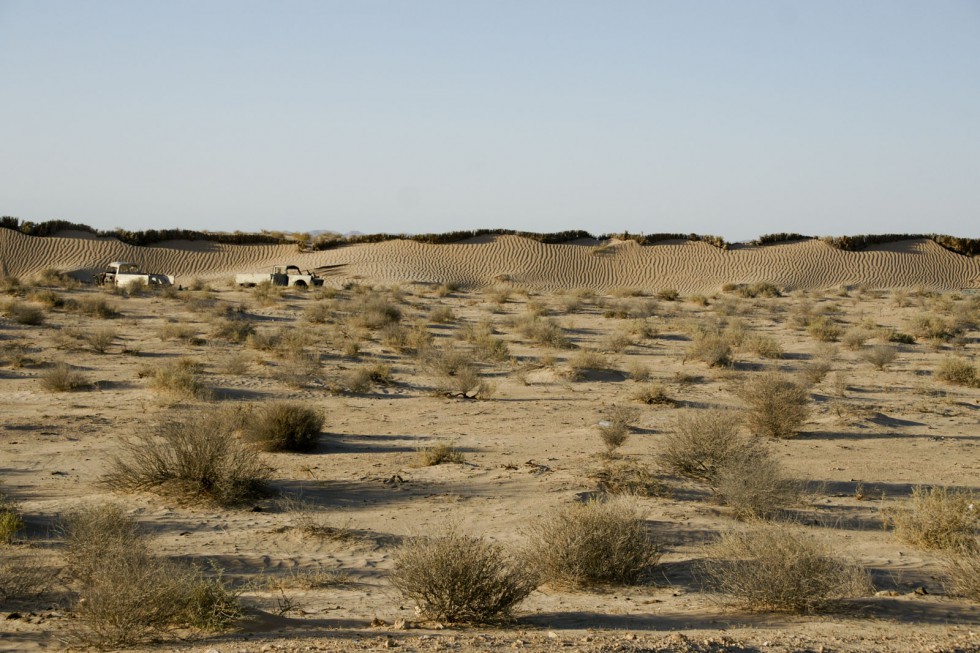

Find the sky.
xmin=0 ymin=1 xmax=978 ymax=240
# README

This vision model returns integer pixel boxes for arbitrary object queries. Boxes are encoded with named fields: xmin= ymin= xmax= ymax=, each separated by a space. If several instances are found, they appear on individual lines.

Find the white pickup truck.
xmin=97 ymin=261 xmax=176 ymax=289
xmin=235 ymin=265 xmax=324 ymax=288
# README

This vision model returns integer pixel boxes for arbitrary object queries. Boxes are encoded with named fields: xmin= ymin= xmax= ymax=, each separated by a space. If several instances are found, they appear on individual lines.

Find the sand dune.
xmin=1 ymin=229 xmax=977 ymax=290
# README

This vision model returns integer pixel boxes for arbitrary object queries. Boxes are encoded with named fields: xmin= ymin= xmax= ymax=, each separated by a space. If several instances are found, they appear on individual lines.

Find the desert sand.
xmin=0 ymin=231 xmax=978 ymax=652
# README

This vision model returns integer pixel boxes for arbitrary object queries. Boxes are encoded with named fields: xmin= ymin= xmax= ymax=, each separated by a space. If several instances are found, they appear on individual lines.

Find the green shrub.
xmin=245 ymin=402 xmax=324 ymax=452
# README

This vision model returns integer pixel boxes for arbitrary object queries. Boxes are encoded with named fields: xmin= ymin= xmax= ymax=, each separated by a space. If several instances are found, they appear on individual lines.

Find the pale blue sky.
xmin=1 ymin=1 xmax=978 ymax=239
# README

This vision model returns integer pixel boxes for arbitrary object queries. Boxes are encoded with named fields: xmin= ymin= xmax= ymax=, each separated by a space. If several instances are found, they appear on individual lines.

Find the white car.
xmin=97 ymin=261 xmax=176 ymax=288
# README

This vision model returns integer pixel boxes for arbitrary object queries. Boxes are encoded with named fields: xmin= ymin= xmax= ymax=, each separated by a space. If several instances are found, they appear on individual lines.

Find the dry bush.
xmin=686 ymin=333 xmax=732 ymax=367
xmin=390 ymin=528 xmax=537 ymax=624
xmin=428 ymin=306 xmax=456 ymax=324
xmin=746 ymin=335 xmax=783 ymax=359
xmin=417 ymin=442 xmax=466 ymax=466
xmin=147 ymin=358 xmax=211 ymax=400
xmin=943 ymin=548 xmax=980 ymax=602
xmin=911 ymin=314 xmax=960 ymax=342
xmin=40 ymin=361 xmax=90 ymax=392
xmin=656 ymin=288 xmax=680 ymax=301
xmin=0 ymin=490 xmax=23 ymax=544
xmin=514 ymin=314 xmax=572 ymax=349
xmin=0 ymin=551 xmax=54 ymax=603
xmin=883 ymin=486 xmax=979 ymax=551
xmin=739 ymin=372 xmax=809 ymax=438
xmin=247 ymin=328 xmax=282 ymax=351
xmin=102 ymin=410 xmax=270 ymax=506
xmin=212 ymin=316 xmax=255 ymax=343
xmin=861 ymin=344 xmax=898 ymax=370
xmin=713 ymin=454 xmax=803 ymax=519
xmin=158 ymin=321 xmax=199 ymax=342
xmin=697 ymin=523 xmax=872 ymax=613
xmin=806 ymin=315 xmax=841 ymax=342
xmin=3 ymin=300 xmax=45 ymax=325
xmin=730 ymin=282 xmax=781 ymax=299
xmin=597 ymin=405 xmax=639 ymax=454
xmin=841 ymin=327 xmax=870 ymax=350
xmin=351 ymin=295 xmax=402 ymax=329
xmin=85 ymin=327 xmax=117 ymax=354
xmin=568 ymin=349 xmax=615 ymax=379
xmin=274 ymin=349 xmax=321 ymax=389
xmin=631 ymin=382 xmax=675 ymax=406
xmin=245 ymin=402 xmax=324 ymax=452
xmin=626 ymin=361 xmax=651 ymax=381
xmin=935 ymin=356 xmax=979 ymax=387
xmin=527 ymin=498 xmax=659 ymax=588
xmin=75 ymin=296 xmax=120 ymax=319
xmin=62 ymin=505 xmax=241 ymax=647
xmin=304 ymin=301 xmax=333 ymax=324
xmin=659 ymin=410 xmax=750 ymax=482
xmin=472 ymin=333 xmax=510 ymax=363
xmin=593 ymin=460 xmax=666 ymax=497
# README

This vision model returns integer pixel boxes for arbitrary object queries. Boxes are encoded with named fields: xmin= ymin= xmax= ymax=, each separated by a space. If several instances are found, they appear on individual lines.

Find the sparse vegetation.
xmin=417 ymin=442 xmax=466 ymax=466
xmin=597 ymin=405 xmax=639 ymax=455
xmin=102 ymin=410 xmax=270 ymax=506
xmin=935 ymin=356 xmax=978 ymax=387
xmin=739 ymin=372 xmax=809 ymax=438
xmin=884 ymin=486 xmax=979 ymax=551
xmin=40 ymin=361 xmax=90 ymax=392
xmin=146 ymin=358 xmax=211 ymax=400
xmin=245 ymin=402 xmax=324 ymax=452
xmin=697 ymin=523 xmax=872 ymax=613
xmin=389 ymin=528 xmax=537 ymax=623
xmin=527 ymin=498 xmax=659 ymax=588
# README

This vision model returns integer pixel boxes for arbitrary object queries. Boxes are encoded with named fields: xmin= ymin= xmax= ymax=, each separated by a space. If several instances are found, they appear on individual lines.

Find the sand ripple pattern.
xmin=2 ymin=231 xmax=978 ymax=291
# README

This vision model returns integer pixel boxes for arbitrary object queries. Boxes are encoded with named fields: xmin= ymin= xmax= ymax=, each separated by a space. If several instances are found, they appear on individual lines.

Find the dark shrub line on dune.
xmin=2 ymin=217 xmax=977 ymax=256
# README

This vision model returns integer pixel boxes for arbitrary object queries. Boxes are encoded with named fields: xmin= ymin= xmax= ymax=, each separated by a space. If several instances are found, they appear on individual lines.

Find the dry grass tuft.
xmin=593 ymin=460 xmax=666 ymax=497
xmin=527 ymin=498 xmax=659 ymax=588
xmin=597 ymin=405 xmax=639 ymax=454
xmin=3 ymin=300 xmax=45 ymax=325
xmin=883 ymin=486 xmax=979 ymax=551
xmin=631 ymin=382 xmax=675 ymax=406
xmin=102 ymin=410 xmax=270 ymax=507
xmin=861 ymin=344 xmax=898 ymax=370
xmin=245 ymin=402 xmax=324 ymax=452
xmin=418 ymin=442 xmax=466 ymax=466
xmin=738 ymin=372 xmax=809 ymax=438
xmin=146 ymin=358 xmax=211 ymax=400
xmin=40 ymin=361 xmax=90 ymax=392
xmin=943 ymin=547 xmax=980 ymax=602
xmin=935 ymin=356 xmax=979 ymax=387
xmin=390 ymin=528 xmax=537 ymax=623
xmin=697 ymin=523 xmax=872 ymax=613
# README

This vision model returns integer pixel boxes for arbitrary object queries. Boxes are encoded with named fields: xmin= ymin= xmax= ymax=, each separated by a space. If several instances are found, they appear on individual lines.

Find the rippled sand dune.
xmin=1 ymin=229 xmax=977 ymax=291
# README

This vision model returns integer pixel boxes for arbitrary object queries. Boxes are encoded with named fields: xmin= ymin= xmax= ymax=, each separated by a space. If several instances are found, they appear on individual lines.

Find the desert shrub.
xmin=273 ymin=348 xmax=321 ymax=389
xmin=730 ymin=282 xmax=781 ymax=298
xmin=887 ymin=330 xmax=916 ymax=345
xmin=935 ymin=356 xmax=979 ymax=387
xmin=0 ymin=490 xmax=23 ymax=544
xmin=62 ymin=505 xmax=241 ymax=647
xmin=352 ymin=296 xmax=402 ymax=329
xmin=28 ymin=289 xmax=65 ymax=308
xmin=625 ymin=361 xmax=651 ymax=381
xmin=417 ymin=442 xmax=466 ymax=466
xmin=601 ymin=332 xmax=634 ymax=353
xmin=841 ymin=327 xmax=870 ymax=350
xmin=568 ymin=349 xmax=615 ymax=379
xmin=911 ymin=314 xmax=959 ymax=342
xmin=390 ymin=528 xmax=537 ymax=623
xmin=245 ymin=402 xmax=324 ymax=452
xmin=687 ymin=333 xmax=732 ymax=367
xmin=437 ymin=365 xmax=495 ymax=399
xmin=597 ymin=405 xmax=639 ymax=454
xmin=212 ymin=316 xmax=255 ymax=343
xmin=147 ymin=359 xmax=210 ymax=400
xmin=697 ymin=523 xmax=872 ymax=613
xmin=304 ymin=301 xmax=333 ymax=324
xmin=659 ymin=410 xmax=749 ymax=482
xmin=85 ymin=327 xmax=117 ymax=354
xmin=75 ymin=296 xmax=119 ymax=319
xmin=514 ymin=314 xmax=572 ymax=349
xmin=739 ymin=372 xmax=809 ymax=438
xmin=472 ymin=333 xmax=510 ymax=362
xmin=593 ymin=460 xmax=666 ymax=497
xmin=883 ymin=486 xmax=979 ymax=551
xmin=714 ymin=453 xmax=803 ymax=519
xmin=0 ymin=551 xmax=54 ymax=603
xmin=631 ymin=382 xmax=675 ymax=406
xmin=746 ymin=335 xmax=783 ymax=359
xmin=428 ymin=306 xmax=456 ymax=324
xmin=656 ymin=288 xmax=680 ymax=301
xmin=944 ymin=548 xmax=980 ymax=602
xmin=861 ymin=344 xmax=898 ymax=370
xmin=247 ymin=328 xmax=282 ymax=351
xmin=158 ymin=322 xmax=199 ymax=342
xmin=3 ymin=300 xmax=45 ymax=325
xmin=527 ymin=498 xmax=659 ymax=588
xmin=102 ymin=410 xmax=270 ymax=506
xmin=807 ymin=315 xmax=841 ymax=342
xmin=40 ymin=361 xmax=90 ymax=392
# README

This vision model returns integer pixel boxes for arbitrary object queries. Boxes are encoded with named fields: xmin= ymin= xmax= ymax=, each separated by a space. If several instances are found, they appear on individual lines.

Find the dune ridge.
xmin=1 ymin=229 xmax=978 ymax=291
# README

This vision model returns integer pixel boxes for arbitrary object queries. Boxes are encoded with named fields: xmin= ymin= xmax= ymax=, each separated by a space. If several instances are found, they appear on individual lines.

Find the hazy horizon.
xmin=1 ymin=1 xmax=978 ymax=240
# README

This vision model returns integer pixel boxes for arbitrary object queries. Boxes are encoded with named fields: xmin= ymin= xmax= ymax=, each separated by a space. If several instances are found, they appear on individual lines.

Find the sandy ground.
xmin=0 ymin=235 xmax=979 ymax=652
